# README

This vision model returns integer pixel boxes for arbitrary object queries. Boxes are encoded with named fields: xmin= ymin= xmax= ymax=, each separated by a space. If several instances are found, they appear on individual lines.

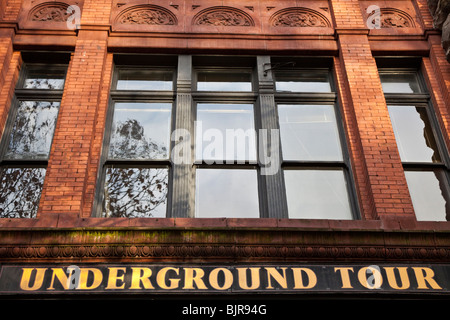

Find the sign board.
xmin=0 ymin=264 xmax=449 ymax=295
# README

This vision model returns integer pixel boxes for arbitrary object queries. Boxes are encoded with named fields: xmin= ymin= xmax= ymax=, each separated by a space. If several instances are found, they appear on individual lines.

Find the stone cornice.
xmin=1 ymin=227 xmax=450 ymax=263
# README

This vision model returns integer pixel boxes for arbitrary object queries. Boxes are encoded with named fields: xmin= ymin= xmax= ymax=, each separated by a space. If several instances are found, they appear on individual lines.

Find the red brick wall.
xmin=38 ymin=30 xmax=109 ymax=217
xmin=0 ymin=0 xmax=448 ymax=229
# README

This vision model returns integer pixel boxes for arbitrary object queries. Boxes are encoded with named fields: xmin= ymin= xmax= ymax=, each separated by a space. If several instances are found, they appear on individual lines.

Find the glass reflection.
xmin=102 ymin=167 xmax=168 ymax=218
xmin=388 ymin=106 xmax=441 ymax=163
xmin=284 ymin=169 xmax=353 ymax=220
xmin=380 ymin=73 xmax=421 ymax=93
xmin=116 ymin=69 xmax=173 ymax=91
xmin=0 ymin=167 xmax=46 ymax=218
xmin=197 ymin=72 xmax=252 ymax=91
xmin=4 ymin=101 xmax=60 ymax=160
xmin=109 ymin=103 xmax=171 ymax=160
xmin=195 ymin=169 xmax=260 ymax=218
xmin=405 ymin=170 xmax=450 ymax=221
xmin=275 ymin=71 xmax=331 ymax=93
xmin=196 ymin=104 xmax=256 ymax=162
xmin=278 ymin=104 xmax=343 ymax=161
xmin=23 ymin=68 xmax=66 ymax=90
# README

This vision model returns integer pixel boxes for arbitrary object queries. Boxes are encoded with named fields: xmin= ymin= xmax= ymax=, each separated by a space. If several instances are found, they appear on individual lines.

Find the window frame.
xmin=380 ymin=65 xmax=450 ymax=221
xmin=274 ymin=65 xmax=360 ymax=220
xmin=93 ymin=61 xmax=177 ymax=218
xmin=0 ymin=60 xmax=68 ymax=218
xmin=192 ymin=60 xmax=265 ymax=218
xmin=94 ymin=55 xmax=360 ymax=220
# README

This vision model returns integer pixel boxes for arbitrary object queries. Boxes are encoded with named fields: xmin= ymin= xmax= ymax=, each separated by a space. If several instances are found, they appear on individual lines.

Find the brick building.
xmin=0 ymin=0 xmax=450 ymax=303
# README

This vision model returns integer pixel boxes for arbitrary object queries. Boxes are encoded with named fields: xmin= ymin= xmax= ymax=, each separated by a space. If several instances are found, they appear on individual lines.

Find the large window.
xmin=0 ymin=52 xmax=68 ymax=218
xmin=96 ymin=55 xmax=358 ymax=220
xmin=193 ymin=56 xmax=260 ymax=218
xmin=273 ymin=58 xmax=356 ymax=220
xmin=95 ymin=55 xmax=176 ymax=218
xmin=379 ymin=59 xmax=450 ymax=221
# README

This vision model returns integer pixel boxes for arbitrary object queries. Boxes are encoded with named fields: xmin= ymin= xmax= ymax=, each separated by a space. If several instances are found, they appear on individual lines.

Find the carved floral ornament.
xmin=270 ymin=7 xmax=331 ymax=28
xmin=367 ymin=7 xmax=416 ymax=28
xmin=192 ymin=6 xmax=255 ymax=27
xmin=28 ymin=1 xmax=72 ymax=22
xmin=116 ymin=5 xmax=177 ymax=25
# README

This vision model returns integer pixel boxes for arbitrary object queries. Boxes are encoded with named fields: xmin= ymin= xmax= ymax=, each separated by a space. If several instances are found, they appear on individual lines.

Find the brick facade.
xmin=0 ymin=0 xmax=450 ymax=299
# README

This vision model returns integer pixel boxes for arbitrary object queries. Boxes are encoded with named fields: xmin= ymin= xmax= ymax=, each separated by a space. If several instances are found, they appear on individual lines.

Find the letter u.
xmin=20 ymin=268 xmax=47 ymax=291
xmin=237 ymin=268 xmax=261 ymax=290
xmin=384 ymin=267 xmax=410 ymax=290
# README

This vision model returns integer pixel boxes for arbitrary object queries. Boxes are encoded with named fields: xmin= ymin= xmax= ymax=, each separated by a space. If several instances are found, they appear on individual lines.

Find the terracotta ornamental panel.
xmin=109 ymin=0 xmax=333 ymax=34
xmin=18 ymin=0 xmax=85 ymax=30
xmin=359 ymin=0 xmax=423 ymax=34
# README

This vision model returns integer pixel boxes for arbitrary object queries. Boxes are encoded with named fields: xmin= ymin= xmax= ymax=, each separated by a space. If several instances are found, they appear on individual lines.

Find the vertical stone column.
xmin=331 ymin=0 xmax=416 ymax=225
xmin=170 ymin=55 xmax=195 ymax=218
xmin=256 ymin=56 xmax=288 ymax=218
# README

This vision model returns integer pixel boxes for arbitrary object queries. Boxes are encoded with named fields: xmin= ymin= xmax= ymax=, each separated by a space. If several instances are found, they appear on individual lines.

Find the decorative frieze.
xmin=28 ymin=1 xmax=71 ymax=22
xmin=116 ymin=5 xmax=177 ymax=25
xmin=192 ymin=6 xmax=254 ymax=27
xmin=270 ymin=7 xmax=331 ymax=27
xmin=368 ymin=7 xmax=416 ymax=28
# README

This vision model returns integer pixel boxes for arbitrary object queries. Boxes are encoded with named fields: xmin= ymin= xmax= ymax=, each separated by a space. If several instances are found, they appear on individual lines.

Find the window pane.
xmin=108 ymin=103 xmax=171 ymax=160
xmin=284 ymin=169 xmax=353 ymax=220
xmin=380 ymin=73 xmax=421 ymax=93
xmin=275 ymin=71 xmax=331 ymax=93
xmin=405 ymin=170 xmax=450 ymax=221
xmin=195 ymin=169 xmax=260 ymax=218
xmin=102 ymin=167 xmax=168 ymax=218
xmin=388 ymin=106 xmax=441 ymax=163
xmin=196 ymin=104 xmax=256 ymax=162
xmin=0 ymin=167 xmax=46 ymax=218
xmin=116 ymin=69 xmax=173 ymax=90
xmin=23 ymin=68 xmax=66 ymax=90
xmin=197 ymin=72 xmax=252 ymax=91
xmin=4 ymin=101 xmax=59 ymax=160
xmin=278 ymin=104 xmax=343 ymax=161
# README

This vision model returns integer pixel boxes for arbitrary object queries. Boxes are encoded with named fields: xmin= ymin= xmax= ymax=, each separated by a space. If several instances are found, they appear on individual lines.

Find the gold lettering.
xmin=20 ymin=268 xmax=47 ymax=291
xmin=209 ymin=268 xmax=233 ymax=290
xmin=412 ymin=267 xmax=442 ymax=290
xmin=237 ymin=267 xmax=260 ymax=290
xmin=106 ymin=267 xmax=126 ymax=290
xmin=183 ymin=268 xmax=208 ymax=290
xmin=157 ymin=267 xmax=180 ymax=289
xmin=48 ymin=268 xmax=70 ymax=290
xmin=358 ymin=266 xmax=382 ymax=289
xmin=265 ymin=267 xmax=288 ymax=289
xmin=334 ymin=267 xmax=354 ymax=288
xmin=78 ymin=268 xmax=103 ymax=290
xmin=292 ymin=268 xmax=317 ymax=289
xmin=384 ymin=267 xmax=410 ymax=290
xmin=130 ymin=267 xmax=155 ymax=289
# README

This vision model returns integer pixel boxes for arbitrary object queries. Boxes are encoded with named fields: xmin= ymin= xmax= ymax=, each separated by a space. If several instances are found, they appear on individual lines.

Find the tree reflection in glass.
xmin=103 ymin=102 xmax=172 ymax=218
xmin=388 ymin=106 xmax=441 ymax=163
xmin=4 ymin=101 xmax=59 ymax=160
xmin=405 ymin=170 xmax=450 ymax=221
xmin=108 ymin=103 xmax=171 ymax=160
xmin=0 ymin=167 xmax=46 ymax=218
xmin=380 ymin=73 xmax=421 ymax=94
xmin=23 ymin=69 xmax=66 ymax=90
xmin=102 ymin=167 xmax=168 ymax=218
